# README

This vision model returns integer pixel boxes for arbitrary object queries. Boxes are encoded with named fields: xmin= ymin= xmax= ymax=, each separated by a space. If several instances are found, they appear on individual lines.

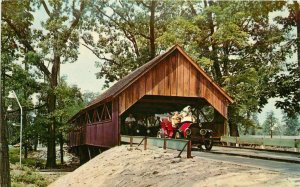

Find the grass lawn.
xmin=9 ymin=147 xmax=55 ymax=187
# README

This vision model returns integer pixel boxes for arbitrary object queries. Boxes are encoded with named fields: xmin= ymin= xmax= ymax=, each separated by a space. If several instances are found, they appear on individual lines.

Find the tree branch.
xmin=81 ymin=43 xmax=120 ymax=66
xmin=2 ymin=12 xmax=51 ymax=78
xmin=139 ymin=1 xmax=150 ymax=9
xmin=80 ymin=42 xmax=102 ymax=59
xmin=95 ymin=5 xmax=141 ymax=56
xmin=7 ymin=103 xmax=47 ymax=114
xmin=41 ymin=0 xmax=51 ymax=17
xmin=188 ymin=0 xmax=197 ymax=16
xmin=62 ymin=0 xmax=86 ymax=44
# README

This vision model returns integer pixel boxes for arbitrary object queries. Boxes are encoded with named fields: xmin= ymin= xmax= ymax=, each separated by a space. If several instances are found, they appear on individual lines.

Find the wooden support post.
xmin=144 ymin=136 xmax=147 ymax=150
xmin=88 ymin=146 xmax=91 ymax=160
xmin=118 ymin=118 xmax=121 ymax=146
xmin=130 ymin=136 xmax=133 ymax=147
xmin=235 ymin=136 xmax=239 ymax=147
xmin=163 ymin=138 xmax=166 ymax=149
xmin=187 ymin=140 xmax=192 ymax=158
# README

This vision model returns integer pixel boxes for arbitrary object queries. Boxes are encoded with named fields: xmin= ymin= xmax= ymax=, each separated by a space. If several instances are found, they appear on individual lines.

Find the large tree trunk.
xmin=33 ymin=136 xmax=38 ymax=151
xmin=0 ymin=117 xmax=11 ymax=187
xmin=59 ymin=133 xmax=64 ymax=165
xmin=0 ymin=67 xmax=11 ymax=187
xmin=228 ymin=105 xmax=239 ymax=137
xmin=295 ymin=1 xmax=300 ymax=71
xmin=149 ymin=1 xmax=156 ymax=59
xmin=46 ymin=92 xmax=57 ymax=168
xmin=46 ymin=55 xmax=60 ymax=168
xmin=206 ymin=0 xmax=222 ymax=82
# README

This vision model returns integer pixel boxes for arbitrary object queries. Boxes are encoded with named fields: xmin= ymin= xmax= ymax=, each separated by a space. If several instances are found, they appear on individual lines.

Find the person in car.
xmin=171 ymin=111 xmax=182 ymax=128
xmin=181 ymin=106 xmax=196 ymax=122
xmin=154 ymin=116 xmax=161 ymax=127
xmin=125 ymin=113 xmax=136 ymax=135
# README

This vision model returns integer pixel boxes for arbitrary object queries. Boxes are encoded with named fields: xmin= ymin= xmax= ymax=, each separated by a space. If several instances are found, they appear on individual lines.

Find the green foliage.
xmin=78 ymin=1 xmax=295 ymax=136
xmin=82 ymin=91 xmax=99 ymax=105
xmin=55 ymin=78 xmax=84 ymax=135
xmin=12 ymin=171 xmax=48 ymax=187
xmin=2 ymin=0 xmax=299 ymax=146
xmin=282 ymin=114 xmax=300 ymax=136
xmin=2 ymin=0 xmax=88 ymax=167
xmin=271 ymin=64 xmax=300 ymax=116
xmin=82 ymin=0 xmax=183 ymax=87
xmin=11 ymin=164 xmax=48 ymax=187
xmin=271 ymin=1 xmax=300 ymax=116
xmin=262 ymin=111 xmax=281 ymax=136
xmin=9 ymin=148 xmax=45 ymax=168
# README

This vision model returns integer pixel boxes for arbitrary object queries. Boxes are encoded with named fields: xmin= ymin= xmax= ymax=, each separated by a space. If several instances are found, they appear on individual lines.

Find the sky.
xmin=31 ymin=2 xmax=291 ymax=124
xmin=60 ymin=44 xmax=102 ymax=93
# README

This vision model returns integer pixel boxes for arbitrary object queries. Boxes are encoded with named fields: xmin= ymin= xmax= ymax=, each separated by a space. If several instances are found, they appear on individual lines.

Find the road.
xmin=193 ymin=151 xmax=300 ymax=176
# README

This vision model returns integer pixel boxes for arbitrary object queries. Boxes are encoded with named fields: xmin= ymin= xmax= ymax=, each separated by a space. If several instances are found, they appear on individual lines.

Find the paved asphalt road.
xmin=193 ymin=151 xmax=300 ymax=176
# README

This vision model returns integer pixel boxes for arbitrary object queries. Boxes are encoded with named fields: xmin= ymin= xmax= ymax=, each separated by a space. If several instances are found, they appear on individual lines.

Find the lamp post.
xmin=7 ymin=91 xmax=23 ymax=166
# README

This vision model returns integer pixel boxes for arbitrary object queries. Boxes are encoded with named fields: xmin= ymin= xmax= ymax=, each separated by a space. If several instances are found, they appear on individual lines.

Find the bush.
xmin=9 ymin=148 xmax=45 ymax=168
xmin=11 ymin=165 xmax=49 ymax=187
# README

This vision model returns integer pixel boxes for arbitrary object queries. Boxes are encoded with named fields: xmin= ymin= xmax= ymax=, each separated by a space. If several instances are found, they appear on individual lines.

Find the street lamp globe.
xmin=8 ymin=91 xmax=16 ymax=99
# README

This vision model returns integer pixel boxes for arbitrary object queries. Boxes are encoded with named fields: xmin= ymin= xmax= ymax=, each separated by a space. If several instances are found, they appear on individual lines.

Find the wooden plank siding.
xmin=164 ymin=56 xmax=171 ymax=96
xmin=177 ymin=52 xmax=184 ymax=96
xmin=118 ymin=51 xmax=229 ymax=118
xmin=170 ymin=53 xmax=178 ymax=96
xmin=69 ymin=46 xmax=233 ymax=148
xmin=69 ymin=99 xmax=119 ymax=148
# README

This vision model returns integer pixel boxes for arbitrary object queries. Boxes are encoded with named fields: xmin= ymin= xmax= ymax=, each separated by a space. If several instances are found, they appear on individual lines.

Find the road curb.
xmin=214 ymin=145 xmax=300 ymax=155
xmin=207 ymin=150 xmax=300 ymax=164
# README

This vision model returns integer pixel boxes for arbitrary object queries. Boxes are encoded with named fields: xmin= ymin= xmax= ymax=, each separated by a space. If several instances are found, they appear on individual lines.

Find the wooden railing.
xmin=221 ymin=136 xmax=300 ymax=150
xmin=121 ymin=135 xmax=192 ymax=158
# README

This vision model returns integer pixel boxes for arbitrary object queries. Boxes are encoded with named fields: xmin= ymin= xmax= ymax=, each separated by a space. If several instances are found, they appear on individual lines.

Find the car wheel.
xmin=175 ymin=132 xmax=181 ymax=139
xmin=204 ymin=134 xmax=213 ymax=151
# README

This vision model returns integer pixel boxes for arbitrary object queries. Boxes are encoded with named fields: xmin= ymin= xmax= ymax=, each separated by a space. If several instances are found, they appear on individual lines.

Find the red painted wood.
xmin=69 ymin=48 xmax=233 ymax=148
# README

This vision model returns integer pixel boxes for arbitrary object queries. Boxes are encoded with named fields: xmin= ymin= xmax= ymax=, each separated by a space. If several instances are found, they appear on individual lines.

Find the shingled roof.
xmin=69 ymin=45 xmax=233 ymax=122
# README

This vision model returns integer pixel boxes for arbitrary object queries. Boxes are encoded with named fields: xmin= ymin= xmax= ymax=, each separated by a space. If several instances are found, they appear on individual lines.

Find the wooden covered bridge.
xmin=68 ymin=45 xmax=233 ymax=161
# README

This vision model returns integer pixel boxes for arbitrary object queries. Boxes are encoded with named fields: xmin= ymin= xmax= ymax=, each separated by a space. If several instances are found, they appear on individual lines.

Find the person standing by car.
xmin=181 ymin=106 xmax=196 ymax=122
xmin=125 ymin=113 xmax=136 ymax=135
xmin=154 ymin=116 xmax=161 ymax=127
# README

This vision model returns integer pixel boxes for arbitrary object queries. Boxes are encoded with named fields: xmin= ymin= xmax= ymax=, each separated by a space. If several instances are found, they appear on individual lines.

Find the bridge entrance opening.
xmin=120 ymin=95 xmax=227 ymax=138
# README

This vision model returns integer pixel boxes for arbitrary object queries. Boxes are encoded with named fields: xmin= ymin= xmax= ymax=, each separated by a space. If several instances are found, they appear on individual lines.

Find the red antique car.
xmin=157 ymin=117 xmax=213 ymax=151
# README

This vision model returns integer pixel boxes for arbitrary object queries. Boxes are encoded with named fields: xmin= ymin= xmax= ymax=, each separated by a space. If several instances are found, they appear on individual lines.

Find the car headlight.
xmin=185 ymin=128 xmax=191 ymax=136
xmin=200 ymin=129 xmax=206 ymax=136
xmin=136 ymin=129 xmax=140 ymax=133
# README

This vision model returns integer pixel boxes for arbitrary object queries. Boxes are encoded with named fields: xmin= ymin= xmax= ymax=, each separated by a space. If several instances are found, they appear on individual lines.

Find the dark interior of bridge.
xmin=124 ymin=95 xmax=210 ymax=115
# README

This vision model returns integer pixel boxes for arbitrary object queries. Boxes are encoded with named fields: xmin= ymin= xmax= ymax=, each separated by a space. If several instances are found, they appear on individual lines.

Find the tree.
xmin=54 ymin=78 xmax=84 ymax=164
xmin=0 ymin=67 xmax=11 ymax=187
xmin=262 ymin=111 xmax=280 ymax=137
xmin=282 ymin=114 xmax=299 ymax=136
xmin=2 ymin=0 xmax=88 ymax=168
xmin=82 ymin=91 xmax=99 ymax=105
xmin=271 ymin=1 xmax=300 ymax=116
xmin=158 ymin=1 xmax=287 ymax=136
xmin=82 ymin=0 xmax=183 ymax=87
xmin=81 ymin=1 xmax=289 ymax=136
